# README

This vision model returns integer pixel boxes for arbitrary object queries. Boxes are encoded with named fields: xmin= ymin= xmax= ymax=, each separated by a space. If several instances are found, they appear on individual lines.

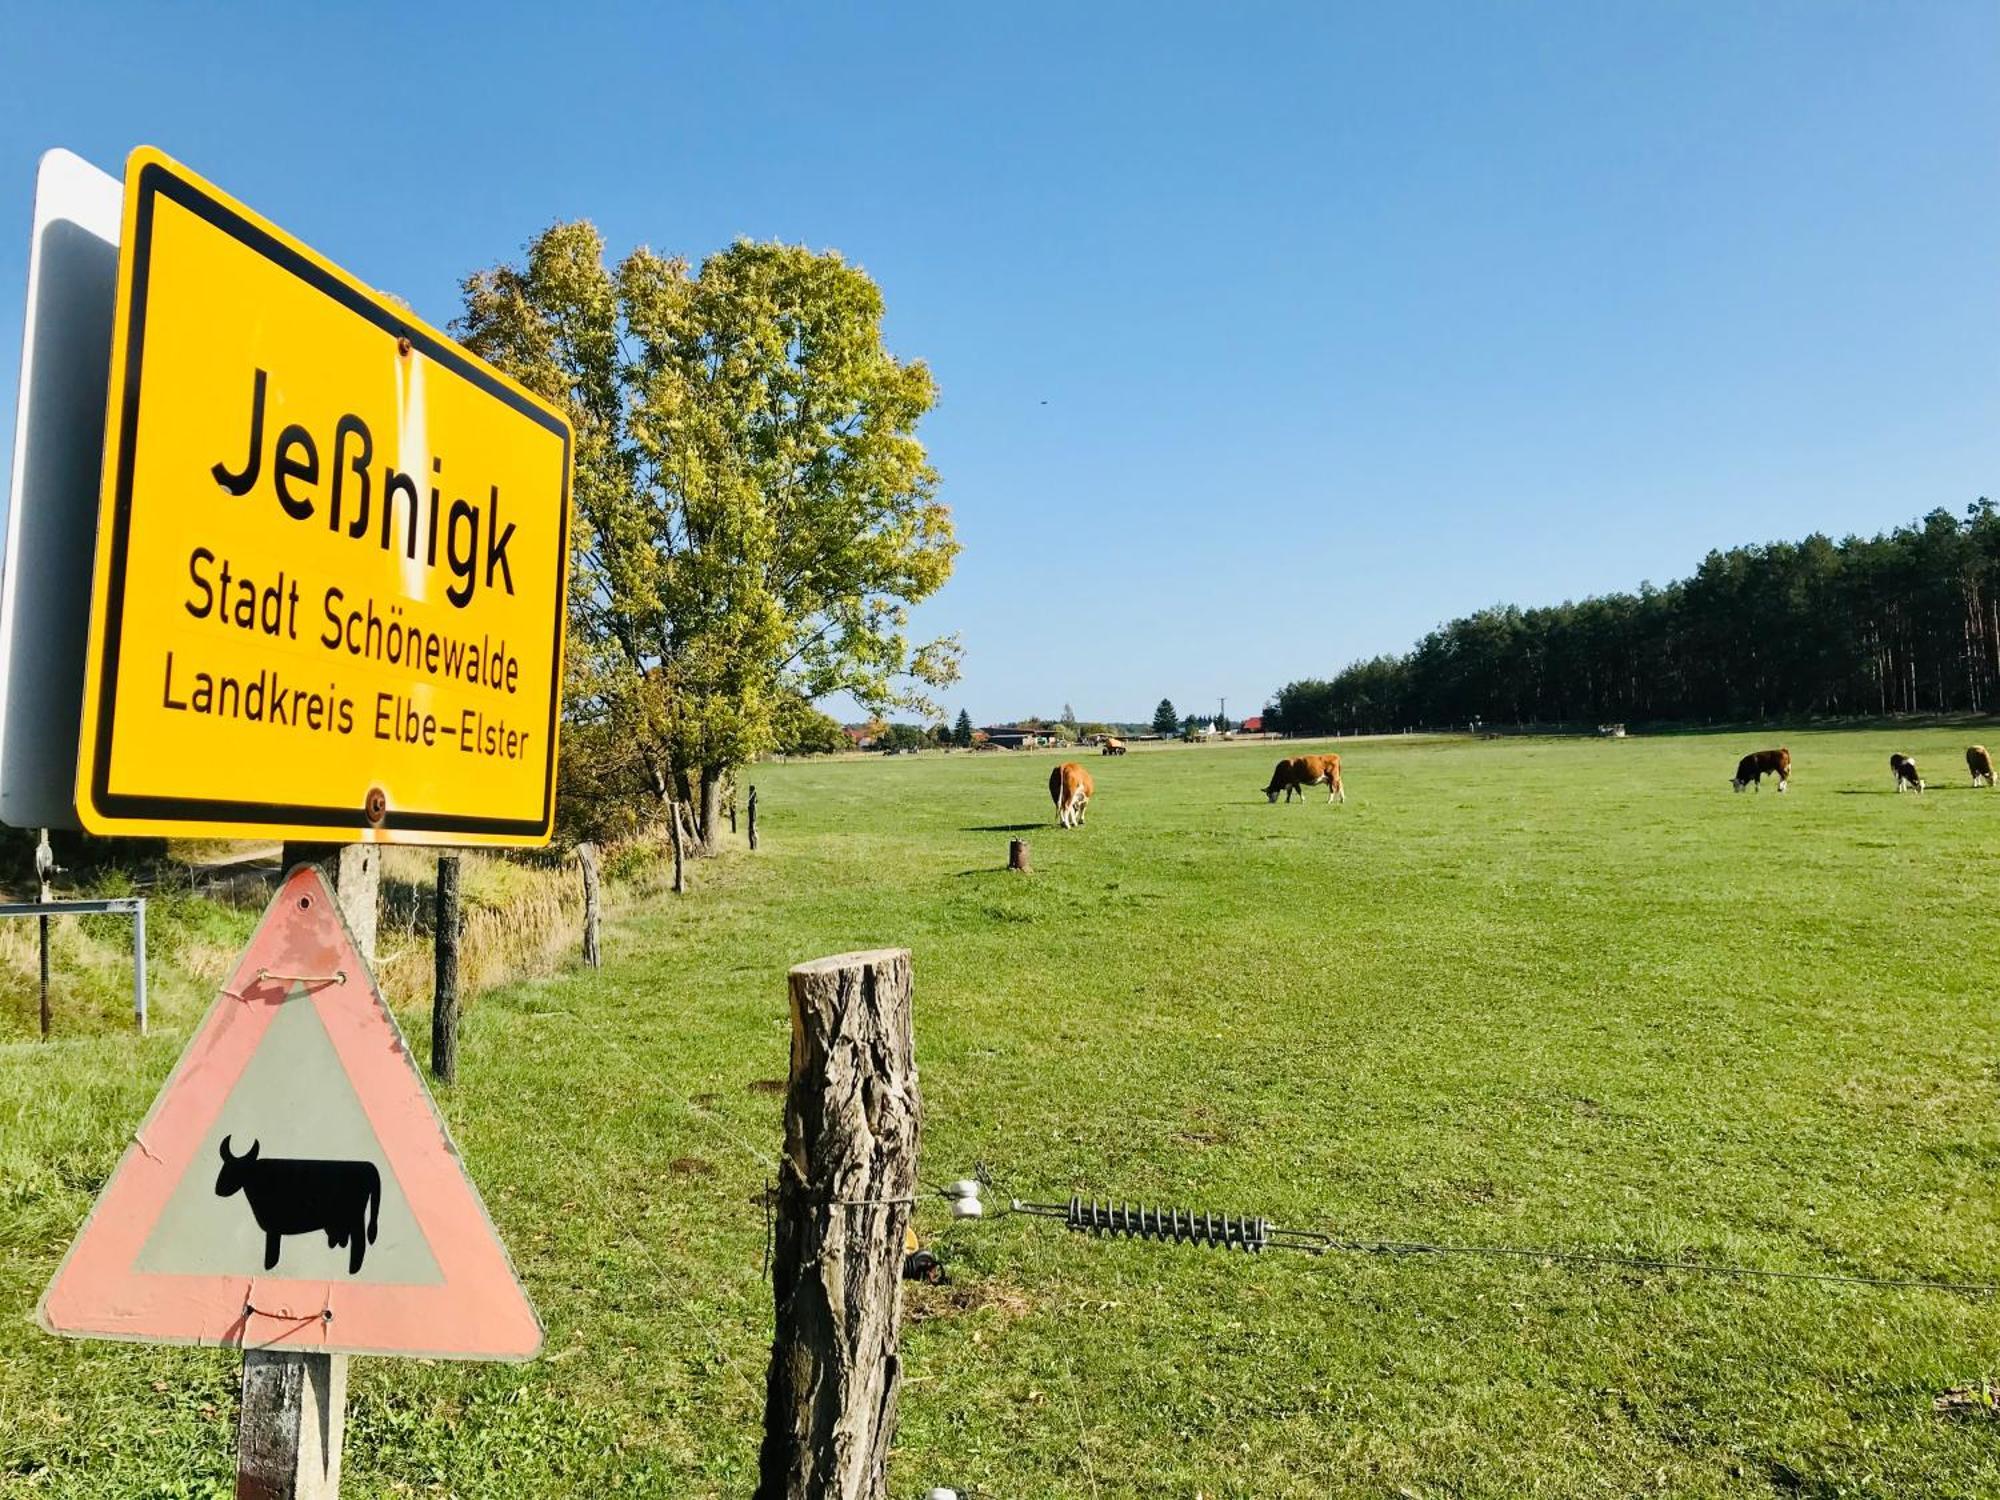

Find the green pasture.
xmin=6 ymin=727 xmax=2000 ymax=1497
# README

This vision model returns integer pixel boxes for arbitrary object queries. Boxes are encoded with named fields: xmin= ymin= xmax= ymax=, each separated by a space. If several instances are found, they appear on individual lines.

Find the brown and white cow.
xmin=1968 ymin=745 xmax=1994 ymax=788
xmin=1264 ymin=754 xmax=1345 ymax=805
xmin=1731 ymin=747 xmax=1790 ymax=793
xmin=1889 ymin=753 xmax=1924 ymax=793
xmin=1050 ymin=761 xmax=1094 ymax=828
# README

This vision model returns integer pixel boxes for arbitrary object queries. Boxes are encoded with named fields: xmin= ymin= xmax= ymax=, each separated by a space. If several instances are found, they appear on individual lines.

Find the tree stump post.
xmin=578 ymin=842 xmax=602 ymax=968
xmin=1008 ymin=838 xmax=1030 ymax=874
xmin=431 ymin=854 xmax=461 ymax=1084
xmin=757 ymin=950 xmax=921 ymax=1500
xmin=240 ymin=842 xmax=380 ymax=1498
xmin=748 ymin=786 xmax=759 ymax=851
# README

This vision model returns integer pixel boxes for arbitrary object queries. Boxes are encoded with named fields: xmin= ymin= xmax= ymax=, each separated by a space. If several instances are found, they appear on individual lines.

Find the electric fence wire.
xmin=981 ymin=1167 xmax=2000 ymax=1296
xmin=1316 ymin=1232 xmax=2000 ymax=1296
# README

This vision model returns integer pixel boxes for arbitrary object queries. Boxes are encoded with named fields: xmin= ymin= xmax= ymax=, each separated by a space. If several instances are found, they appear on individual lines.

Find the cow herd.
xmin=1727 ymin=743 xmax=1998 ymax=796
xmin=1043 ymin=741 xmax=2000 ymax=827
xmin=1047 ymin=752 xmax=1346 ymax=826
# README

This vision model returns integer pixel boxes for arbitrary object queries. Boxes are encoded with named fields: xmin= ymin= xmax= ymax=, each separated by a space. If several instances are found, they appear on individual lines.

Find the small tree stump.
xmin=1008 ymin=839 xmax=1030 ymax=873
xmin=578 ymin=842 xmax=602 ymax=968
xmin=757 ymin=950 xmax=921 ymax=1500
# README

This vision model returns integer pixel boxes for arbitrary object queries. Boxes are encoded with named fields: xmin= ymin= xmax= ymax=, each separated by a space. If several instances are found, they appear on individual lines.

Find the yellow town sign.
xmin=76 ymin=149 xmax=571 ymax=845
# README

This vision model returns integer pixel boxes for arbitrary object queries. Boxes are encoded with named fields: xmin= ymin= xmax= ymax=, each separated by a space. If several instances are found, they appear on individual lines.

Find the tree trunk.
xmin=578 ymin=842 xmax=602 ymax=968
xmin=757 ymin=950 xmax=920 ymax=1500
xmin=669 ymin=803 xmax=687 ymax=895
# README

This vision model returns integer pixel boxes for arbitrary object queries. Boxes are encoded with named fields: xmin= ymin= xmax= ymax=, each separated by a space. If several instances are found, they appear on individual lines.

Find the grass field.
xmin=6 ymin=728 xmax=2000 ymax=1497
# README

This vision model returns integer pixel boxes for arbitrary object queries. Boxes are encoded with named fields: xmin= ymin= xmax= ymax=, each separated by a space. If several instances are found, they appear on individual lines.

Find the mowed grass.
xmin=6 ymin=728 xmax=2000 ymax=1497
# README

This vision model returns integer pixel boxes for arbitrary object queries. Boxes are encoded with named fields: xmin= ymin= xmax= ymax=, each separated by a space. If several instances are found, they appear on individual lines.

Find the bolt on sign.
xmin=73 ymin=147 xmax=571 ymax=845
xmin=38 ymin=866 xmax=542 ymax=1360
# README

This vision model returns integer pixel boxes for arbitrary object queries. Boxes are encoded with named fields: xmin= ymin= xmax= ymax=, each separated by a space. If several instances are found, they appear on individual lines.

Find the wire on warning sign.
xmin=222 ymin=967 xmax=348 ymax=1001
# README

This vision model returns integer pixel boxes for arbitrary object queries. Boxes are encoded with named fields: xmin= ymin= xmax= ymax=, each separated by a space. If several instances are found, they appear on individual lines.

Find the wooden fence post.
xmin=669 ymin=803 xmax=688 ymax=894
xmin=748 ymin=786 xmax=759 ymax=852
xmin=757 ymin=950 xmax=920 ymax=1500
xmin=1008 ymin=839 xmax=1030 ymax=874
xmin=239 ymin=842 xmax=380 ymax=1498
xmin=36 ymin=828 xmax=52 ymax=1038
xmin=431 ymin=854 xmax=460 ymax=1084
xmin=578 ymin=842 xmax=602 ymax=968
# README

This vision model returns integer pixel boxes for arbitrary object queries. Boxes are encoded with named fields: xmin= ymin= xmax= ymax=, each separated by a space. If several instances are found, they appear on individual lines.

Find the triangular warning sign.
xmin=38 ymin=866 xmax=542 ymax=1360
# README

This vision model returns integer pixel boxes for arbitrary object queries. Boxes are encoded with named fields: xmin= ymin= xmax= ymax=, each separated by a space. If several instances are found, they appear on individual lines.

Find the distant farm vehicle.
xmin=1100 ymin=737 xmax=1128 ymax=756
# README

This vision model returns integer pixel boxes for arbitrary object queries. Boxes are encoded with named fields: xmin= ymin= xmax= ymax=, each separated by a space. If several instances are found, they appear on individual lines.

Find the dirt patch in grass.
xmin=904 ymin=1277 xmax=1037 ymax=1324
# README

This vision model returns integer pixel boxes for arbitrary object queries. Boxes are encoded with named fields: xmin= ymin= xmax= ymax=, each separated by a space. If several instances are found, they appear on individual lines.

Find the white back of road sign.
xmin=0 ymin=149 xmax=121 ymax=829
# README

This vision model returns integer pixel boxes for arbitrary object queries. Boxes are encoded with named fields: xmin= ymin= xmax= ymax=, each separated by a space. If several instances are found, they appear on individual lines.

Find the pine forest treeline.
xmin=1270 ymin=503 xmax=2000 ymax=734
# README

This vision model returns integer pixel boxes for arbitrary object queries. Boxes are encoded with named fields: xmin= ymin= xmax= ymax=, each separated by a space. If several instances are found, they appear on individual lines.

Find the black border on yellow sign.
xmin=87 ymin=157 xmax=571 ymax=840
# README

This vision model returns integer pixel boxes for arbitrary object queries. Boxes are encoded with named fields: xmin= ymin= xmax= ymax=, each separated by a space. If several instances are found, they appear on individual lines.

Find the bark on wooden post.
xmin=748 ymin=785 xmax=759 ymax=852
xmin=236 ymin=1349 xmax=346 ymax=1500
xmin=431 ymin=854 xmax=461 ymax=1084
xmin=240 ymin=842 xmax=380 ymax=1498
xmin=578 ymin=842 xmax=602 ymax=968
xmin=1008 ymin=838 xmax=1030 ymax=873
xmin=757 ymin=950 xmax=921 ymax=1500
xmin=669 ymin=803 xmax=688 ymax=894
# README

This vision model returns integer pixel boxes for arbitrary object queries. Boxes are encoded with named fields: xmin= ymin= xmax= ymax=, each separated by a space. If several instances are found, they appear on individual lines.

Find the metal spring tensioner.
xmin=1010 ymin=1196 xmax=1329 ymax=1255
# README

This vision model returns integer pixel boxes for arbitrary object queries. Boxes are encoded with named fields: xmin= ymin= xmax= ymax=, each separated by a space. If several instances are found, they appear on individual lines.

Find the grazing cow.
xmin=1050 ymin=761 xmax=1094 ymax=828
xmin=215 ymin=1135 xmax=381 ymax=1275
xmin=1100 ymin=737 xmax=1127 ymax=756
xmin=1969 ymin=745 xmax=1995 ymax=788
xmin=1264 ymin=754 xmax=1345 ymax=805
xmin=1731 ymin=747 xmax=1790 ymax=793
xmin=1889 ymin=753 xmax=1925 ymax=793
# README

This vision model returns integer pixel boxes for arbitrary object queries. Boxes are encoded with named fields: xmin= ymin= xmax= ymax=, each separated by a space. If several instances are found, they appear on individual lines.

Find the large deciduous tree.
xmin=458 ymin=223 xmax=959 ymax=847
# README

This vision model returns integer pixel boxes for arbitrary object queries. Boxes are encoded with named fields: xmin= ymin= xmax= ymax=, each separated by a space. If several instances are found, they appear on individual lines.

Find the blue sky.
xmin=3 ymin=3 xmax=1995 ymax=725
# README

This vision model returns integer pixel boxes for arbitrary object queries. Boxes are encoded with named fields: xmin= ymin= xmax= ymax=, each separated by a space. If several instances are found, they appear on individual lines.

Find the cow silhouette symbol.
xmin=214 ymin=1136 xmax=382 ymax=1274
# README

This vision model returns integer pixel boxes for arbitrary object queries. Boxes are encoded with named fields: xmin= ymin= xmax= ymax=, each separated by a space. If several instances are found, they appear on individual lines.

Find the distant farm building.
xmin=1239 ymin=715 xmax=1265 ymax=735
xmin=980 ymin=725 xmax=1064 ymax=750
